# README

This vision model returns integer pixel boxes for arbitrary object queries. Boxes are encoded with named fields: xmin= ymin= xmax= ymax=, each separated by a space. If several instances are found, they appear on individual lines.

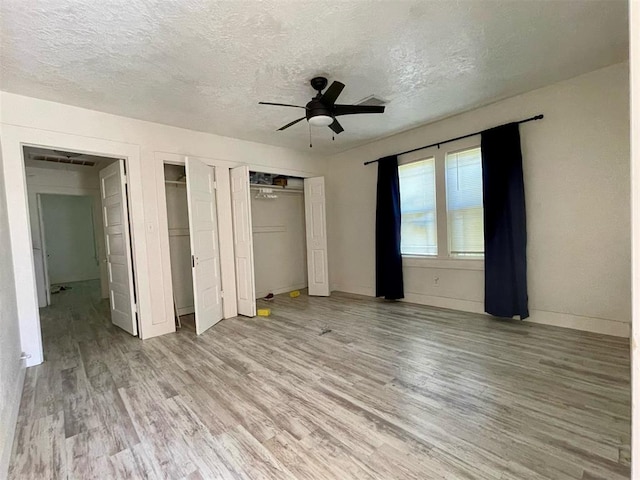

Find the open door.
xmin=305 ymin=176 xmax=330 ymax=296
xmin=185 ymin=157 xmax=224 ymax=334
xmin=99 ymin=161 xmax=138 ymax=336
xmin=230 ymin=165 xmax=256 ymax=317
xmin=36 ymin=194 xmax=51 ymax=307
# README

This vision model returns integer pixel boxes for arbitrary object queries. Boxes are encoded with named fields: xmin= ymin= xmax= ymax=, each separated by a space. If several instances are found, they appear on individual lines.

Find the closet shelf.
xmin=250 ymin=184 xmax=303 ymax=192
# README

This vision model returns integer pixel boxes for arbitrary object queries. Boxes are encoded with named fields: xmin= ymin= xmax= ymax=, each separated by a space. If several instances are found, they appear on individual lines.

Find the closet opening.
xmin=163 ymin=164 xmax=195 ymax=329
xmin=246 ymin=171 xmax=329 ymax=317
xmin=250 ymin=172 xmax=308 ymax=302
xmin=163 ymin=160 xmax=224 ymax=335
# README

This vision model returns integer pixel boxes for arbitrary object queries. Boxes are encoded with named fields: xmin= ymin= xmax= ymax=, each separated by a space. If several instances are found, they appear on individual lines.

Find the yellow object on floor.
xmin=257 ymin=308 xmax=271 ymax=317
xmin=289 ymin=290 xmax=301 ymax=298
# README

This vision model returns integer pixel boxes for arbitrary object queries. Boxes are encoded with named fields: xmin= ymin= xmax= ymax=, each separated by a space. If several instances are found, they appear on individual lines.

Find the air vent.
xmin=31 ymin=155 xmax=96 ymax=167
xmin=356 ymin=95 xmax=387 ymax=107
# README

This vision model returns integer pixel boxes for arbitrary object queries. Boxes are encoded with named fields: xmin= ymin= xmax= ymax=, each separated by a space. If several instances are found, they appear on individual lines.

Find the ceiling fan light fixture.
xmin=308 ymin=115 xmax=333 ymax=127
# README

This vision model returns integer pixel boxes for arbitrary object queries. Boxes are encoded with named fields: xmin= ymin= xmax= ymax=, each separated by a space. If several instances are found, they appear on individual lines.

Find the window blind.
xmin=398 ymin=158 xmax=437 ymax=255
xmin=445 ymin=147 xmax=484 ymax=256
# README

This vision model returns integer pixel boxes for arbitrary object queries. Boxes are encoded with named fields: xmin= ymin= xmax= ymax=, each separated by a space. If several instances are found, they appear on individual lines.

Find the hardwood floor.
xmin=8 ymin=280 xmax=630 ymax=479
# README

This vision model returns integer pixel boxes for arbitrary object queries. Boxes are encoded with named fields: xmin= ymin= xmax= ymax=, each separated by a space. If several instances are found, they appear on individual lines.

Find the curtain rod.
xmin=363 ymin=114 xmax=544 ymax=166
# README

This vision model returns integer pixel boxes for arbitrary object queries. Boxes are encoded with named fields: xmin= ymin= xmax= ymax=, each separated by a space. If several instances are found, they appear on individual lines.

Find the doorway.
xmin=250 ymin=172 xmax=308 ymax=299
xmin=163 ymin=159 xmax=224 ymax=335
xmin=37 ymin=193 xmax=100 ymax=304
xmin=238 ymin=170 xmax=330 ymax=314
xmin=24 ymin=146 xmax=139 ymax=357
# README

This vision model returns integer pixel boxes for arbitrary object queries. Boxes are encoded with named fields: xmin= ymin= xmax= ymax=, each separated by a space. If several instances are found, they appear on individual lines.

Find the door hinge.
xmin=220 ymin=291 xmax=224 ymax=298
xmin=213 ymin=181 xmax=217 ymax=190
xmin=192 ymin=255 xmax=195 ymax=268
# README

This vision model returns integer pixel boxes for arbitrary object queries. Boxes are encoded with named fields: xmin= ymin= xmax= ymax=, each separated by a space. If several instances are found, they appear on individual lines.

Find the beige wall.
xmin=326 ymin=62 xmax=630 ymax=337
xmin=251 ymin=190 xmax=307 ymax=298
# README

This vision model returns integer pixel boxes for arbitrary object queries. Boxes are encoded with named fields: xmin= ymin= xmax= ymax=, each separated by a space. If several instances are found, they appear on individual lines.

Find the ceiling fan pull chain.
xmin=309 ymin=123 xmax=313 ymax=148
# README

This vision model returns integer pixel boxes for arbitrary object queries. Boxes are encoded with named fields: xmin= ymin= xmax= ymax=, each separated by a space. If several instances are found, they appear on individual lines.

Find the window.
xmin=398 ymin=141 xmax=484 ymax=260
xmin=446 ymin=148 xmax=484 ymax=256
xmin=398 ymin=158 xmax=437 ymax=255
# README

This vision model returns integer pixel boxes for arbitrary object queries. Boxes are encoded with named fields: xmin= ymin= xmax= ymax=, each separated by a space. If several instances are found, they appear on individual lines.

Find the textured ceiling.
xmin=0 ymin=1 xmax=628 ymax=154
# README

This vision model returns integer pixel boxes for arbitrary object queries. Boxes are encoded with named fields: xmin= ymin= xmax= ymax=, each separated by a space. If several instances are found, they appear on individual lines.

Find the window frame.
xmin=397 ymin=135 xmax=484 ymax=271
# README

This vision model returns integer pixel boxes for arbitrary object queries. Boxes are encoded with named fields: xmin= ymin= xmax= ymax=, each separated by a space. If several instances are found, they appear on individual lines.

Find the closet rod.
xmin=363 ymin=114 xmax=544 ymax=165
xmin=165 ymin=180 xmax=186 ymax=185
xmin=249 ymin=186 xmax=303 ymax=194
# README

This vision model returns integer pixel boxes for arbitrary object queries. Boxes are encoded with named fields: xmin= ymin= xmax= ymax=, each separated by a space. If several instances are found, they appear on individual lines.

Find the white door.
xmin=99 ymin=161 xmax=138 ymax=336
xmin=37 ymin=194 xmax=51 ymax=307
xmin=230 ymin=166 xmax=256 ymax=317
xmin=185 ymin=157 xmax=224 ymax=334
xmin=305 ymin=177 xmax=330 ymax=296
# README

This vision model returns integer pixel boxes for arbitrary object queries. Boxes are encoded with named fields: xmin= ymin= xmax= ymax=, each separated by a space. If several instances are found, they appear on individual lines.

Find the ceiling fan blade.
xmin=277 ymin=117 xmax=306 ymax=131
xmin=334 ymin=104 xmax=385 ymax=116
xmin=259 ymin=102 xmax=306 ymax=109
xmin=328 ymin=118 xmax=344 ymax=134
xmin=320 ymin=81 xmax=345 ymax=106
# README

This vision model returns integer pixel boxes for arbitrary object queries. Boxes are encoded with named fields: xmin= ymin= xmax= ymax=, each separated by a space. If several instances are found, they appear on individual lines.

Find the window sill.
xmin=402 ymin=256 xmax=484 ymax=271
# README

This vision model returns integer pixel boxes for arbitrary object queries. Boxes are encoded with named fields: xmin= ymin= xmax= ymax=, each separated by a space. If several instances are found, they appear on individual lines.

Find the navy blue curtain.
xmin=481 ymin=123 xmax=529 ymax=319
xmin=375 ymin=155 xmax=404 ymax=300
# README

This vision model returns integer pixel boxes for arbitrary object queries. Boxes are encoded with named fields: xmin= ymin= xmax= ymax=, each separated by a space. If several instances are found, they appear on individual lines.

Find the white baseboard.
xmin=333 ymin=287 xmax=630 ymax=338
xmin=525 ymin=310 xmax=630 ymax=337
xmin=331 ymin=284 xmax=375 ymax=297
xmin=403 ymin=292 xmax=486 ymax=314
xmin=256 ymin=283 xmax=307 ymax=300
xmin=0 ymin=363 xmax=25 ymax=480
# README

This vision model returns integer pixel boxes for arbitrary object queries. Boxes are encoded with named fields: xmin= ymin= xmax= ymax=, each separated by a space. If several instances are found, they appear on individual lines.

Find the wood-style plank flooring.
xmin=8 ymin=280 xmax=630 ymax=479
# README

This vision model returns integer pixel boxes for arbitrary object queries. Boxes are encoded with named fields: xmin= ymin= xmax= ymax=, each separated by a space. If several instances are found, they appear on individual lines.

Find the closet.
xmin=164 ymin=158 xmax=226 ymax=335
xmin=250 ymin=172 xmax=307 ymax=298
xmin=161 ymin=161 xmax=329 ymax=333
xmin=164 ymin=164 xmax=194 ymax=316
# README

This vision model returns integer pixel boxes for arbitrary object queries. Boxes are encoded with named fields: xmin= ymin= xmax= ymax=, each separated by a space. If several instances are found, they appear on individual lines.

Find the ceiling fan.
xmin=259 ymin=76 xmax=385 ymax=135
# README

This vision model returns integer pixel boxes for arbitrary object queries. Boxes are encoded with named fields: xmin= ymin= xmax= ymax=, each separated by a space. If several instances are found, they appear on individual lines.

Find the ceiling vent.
xmin=30 ymin=155 xmax=96 ymax=167
xmin=356 ymin=95 xmax=387 ymax=107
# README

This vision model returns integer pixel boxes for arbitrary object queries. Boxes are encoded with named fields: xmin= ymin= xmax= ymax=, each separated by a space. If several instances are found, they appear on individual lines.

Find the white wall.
xmin=327 ymin=62 xmax=630 ymax=337
xmin=0 ymin=136 xmax=25 ymax=480
xmin=40 ymin=194 xmax=100 ymax=285
xmin=251 ymin=190 xmax=307 ymax=298
xmin=25 ymin=165 xmax=108 ymax=303
xmin=0 ymin=91 xmax=325 ymax=366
